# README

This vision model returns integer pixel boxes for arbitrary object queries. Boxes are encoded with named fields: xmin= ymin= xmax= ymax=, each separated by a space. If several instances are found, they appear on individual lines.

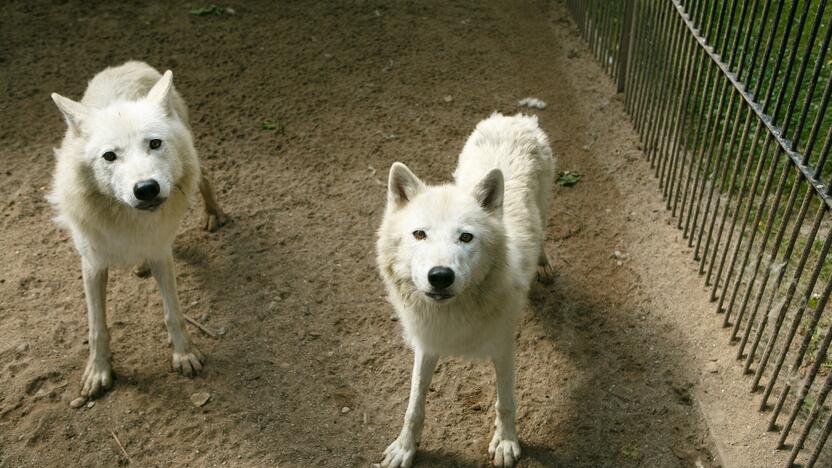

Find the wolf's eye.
xmin=149 ymin=139 xmax=162 ymax=150
xmin=459 ymin=232 xmax=474 ymax=243
xmin=413 ymin=230 xmax=427 ymax=240
xmin=102 ymin=151 xmax=116 ymax=162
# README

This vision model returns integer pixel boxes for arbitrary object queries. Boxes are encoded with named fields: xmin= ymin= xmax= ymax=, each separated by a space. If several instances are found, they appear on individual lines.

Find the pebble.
xmin=341 ymin=406 xmax=351 ymax=414
xmin=217 ymin=327 xmax=227 ymax=337
xmin=191 ymin=391 xmax=211 ymax=407
xmin=69 ymin=397 xmax=86 ymax=409
xmin=86 ymin=401 xmax=95 ymax=409
xmin=443 ymin=95 xmax=453 ymax=103
xmin=15 ymin=343 xmax=29 ymax=353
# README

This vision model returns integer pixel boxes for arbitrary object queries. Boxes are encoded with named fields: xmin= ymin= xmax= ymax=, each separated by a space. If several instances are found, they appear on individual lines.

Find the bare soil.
xmin=0 ymin=1 xmax=787 ymax=467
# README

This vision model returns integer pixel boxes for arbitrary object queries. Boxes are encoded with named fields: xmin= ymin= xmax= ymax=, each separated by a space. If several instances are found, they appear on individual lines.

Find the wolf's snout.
xmin=134 ymin=179 xmax=160 ymax=201
xmin=427 ymin=266 xmax=455 ymax=289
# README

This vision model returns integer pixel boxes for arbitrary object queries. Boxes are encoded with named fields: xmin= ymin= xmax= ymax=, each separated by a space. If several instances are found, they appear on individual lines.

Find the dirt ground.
xmin=0 ymin=1 xmax=794 ymax=467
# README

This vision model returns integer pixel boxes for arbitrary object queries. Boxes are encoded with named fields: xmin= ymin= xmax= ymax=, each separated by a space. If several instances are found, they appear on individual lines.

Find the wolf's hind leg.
xmin=199 ymin=169 xmax=227 ymax=232
xmin=80 ymin=258 xmax=113 ymax=398
xmin=150 ymin=251 xmax=204 ymax=376
xmin=536 ymin=251 xmax=554 ymax=285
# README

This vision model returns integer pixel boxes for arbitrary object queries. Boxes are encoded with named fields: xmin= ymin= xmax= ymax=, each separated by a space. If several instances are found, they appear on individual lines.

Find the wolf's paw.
xmin=172 ymin=345 xmax=205 ymax=377
xmin=380 ymin=436 xmax=417 ymax=468
xmin=489 ymin=433 xmax=521 ymax=467
xmin=536 ymin=254 xmax=555 ymax=285
xmin=203 ymin=209 xmax=227 ymax=232
xmin=81 ymin=358 xmax=112 ymax=398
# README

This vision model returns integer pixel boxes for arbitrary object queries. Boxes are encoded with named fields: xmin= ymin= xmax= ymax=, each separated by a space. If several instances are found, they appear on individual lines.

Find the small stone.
xmin=191 ymin=391 xmax=211 ymax=407
xmin=341 ymin=406 xmax=351 ymax=414
xmin=199 ymin=313 xmax=209 ymax=322
xmin=86 ymin=401 xmax=95 ymax=409
xmin=217 ymin=327 xmax=227 ymax=337
xmin=443 ymin=95 xmax=453 ymax=103
xmin=15 ymin=343 xmax=29 ymax=353
xmin=70 ymin=397 xmax=86 ymax=409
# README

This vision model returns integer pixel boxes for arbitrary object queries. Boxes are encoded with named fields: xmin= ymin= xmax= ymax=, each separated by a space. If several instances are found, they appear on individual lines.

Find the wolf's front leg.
xmin=489 ymin=347 xmax=521 ymax=467
xmin=149 ymin=251 xmax=204 ymax=376
xmin=80 ymin=258 xmax=112 ymax=398
xmin=381 ymin=349 xmax=438 ymax=468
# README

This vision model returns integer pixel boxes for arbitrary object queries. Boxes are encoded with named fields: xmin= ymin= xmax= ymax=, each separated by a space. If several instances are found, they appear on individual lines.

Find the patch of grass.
xmin=261 ymin=120 xmax=280 ymax=131
xmin=621 ymin=447 xmax=641 ymax=459
xmin=556 ymin=170 xmax=582 ymax=187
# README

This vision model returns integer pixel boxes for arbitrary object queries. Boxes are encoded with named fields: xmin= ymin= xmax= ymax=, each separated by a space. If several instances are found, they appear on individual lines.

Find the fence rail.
xmin=566 ymin=1 xmax=832 ymax=466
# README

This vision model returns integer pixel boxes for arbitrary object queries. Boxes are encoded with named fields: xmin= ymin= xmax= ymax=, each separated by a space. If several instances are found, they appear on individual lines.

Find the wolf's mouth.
xmin=425 ymin=291 xmax=454 ymax=301
xmin=135 ymin=198 xmax=166 ymax=211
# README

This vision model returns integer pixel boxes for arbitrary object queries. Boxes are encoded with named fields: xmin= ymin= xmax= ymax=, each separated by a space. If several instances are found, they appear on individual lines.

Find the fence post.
xmin=617 ymin=0 xmax=635 ymax=93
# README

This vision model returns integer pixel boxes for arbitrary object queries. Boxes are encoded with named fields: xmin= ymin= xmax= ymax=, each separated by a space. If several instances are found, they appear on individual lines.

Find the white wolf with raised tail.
xmin=377 ymin=112 xmax=555 ymax=467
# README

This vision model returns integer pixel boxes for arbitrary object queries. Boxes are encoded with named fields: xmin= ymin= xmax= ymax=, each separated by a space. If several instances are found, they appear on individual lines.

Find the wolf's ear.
xmin=146 ymin=70 xmax=174 ymax=114
xmin=473 ymin=169 xmax=503 ymax=213
xmin=51 ymin=93 xmax=88 ymax=133
xmin=388 ymin=162 xmax=424 ymax=209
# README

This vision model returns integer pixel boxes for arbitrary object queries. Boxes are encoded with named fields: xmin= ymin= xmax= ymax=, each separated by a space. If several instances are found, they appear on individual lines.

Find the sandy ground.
xmin=0 ymin=1 xmax=793 ymax=467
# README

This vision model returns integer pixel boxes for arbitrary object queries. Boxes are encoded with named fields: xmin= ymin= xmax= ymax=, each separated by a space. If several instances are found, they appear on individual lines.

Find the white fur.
xmin=377 ymin=113 xmax=555 ymax=467
xmin=50 ymin=61 xmax=225 ymax=399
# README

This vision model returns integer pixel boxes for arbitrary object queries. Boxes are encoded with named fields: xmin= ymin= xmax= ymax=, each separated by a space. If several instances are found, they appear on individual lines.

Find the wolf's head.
xmin=380 ymin=162 xmax=506 ymax=304
xmin=51 ymin=71 xmax=186 ymax=211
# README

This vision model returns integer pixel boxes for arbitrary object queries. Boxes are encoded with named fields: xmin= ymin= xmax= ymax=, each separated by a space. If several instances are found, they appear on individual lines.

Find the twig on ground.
xmin=184 ymin=314 xmax=218 ymax=339
xmin=111 ymin=431 xmax=132 ymax=464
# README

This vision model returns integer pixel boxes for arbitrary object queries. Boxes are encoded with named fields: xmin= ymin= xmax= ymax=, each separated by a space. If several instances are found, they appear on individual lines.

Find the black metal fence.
xmin=566 ymin=1 xmax=832 ymax=466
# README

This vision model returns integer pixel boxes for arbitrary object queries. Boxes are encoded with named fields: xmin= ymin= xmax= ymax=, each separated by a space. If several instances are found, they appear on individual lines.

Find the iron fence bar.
xmin=617 ymin=0 xmax=634 ymax=92
xmin=634 ymin=0 xmax=658 ymax=130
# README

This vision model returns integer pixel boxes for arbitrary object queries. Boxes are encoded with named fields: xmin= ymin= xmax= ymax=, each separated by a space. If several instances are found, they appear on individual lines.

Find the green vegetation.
xmin=556 ymin=170 xmax=583 ymax=187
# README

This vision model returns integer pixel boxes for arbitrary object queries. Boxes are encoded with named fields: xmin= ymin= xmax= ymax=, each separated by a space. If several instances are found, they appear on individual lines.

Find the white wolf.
xmin=376 ymin=113 xmax=555 ymax=467
xmin=49 ymin=61 xmax=226 ymax=399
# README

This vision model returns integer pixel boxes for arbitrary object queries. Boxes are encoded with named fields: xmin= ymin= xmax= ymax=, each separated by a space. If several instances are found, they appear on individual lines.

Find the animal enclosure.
xmin=566 ymin=0 xmax=832 ymax=466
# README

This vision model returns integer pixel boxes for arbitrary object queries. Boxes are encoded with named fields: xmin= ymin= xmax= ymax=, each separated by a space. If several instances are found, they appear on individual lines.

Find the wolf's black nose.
xmin=428 ymin=266 xmax=455 ymax=289
xmin=134 ymin=179 xmax=160 ymax=201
